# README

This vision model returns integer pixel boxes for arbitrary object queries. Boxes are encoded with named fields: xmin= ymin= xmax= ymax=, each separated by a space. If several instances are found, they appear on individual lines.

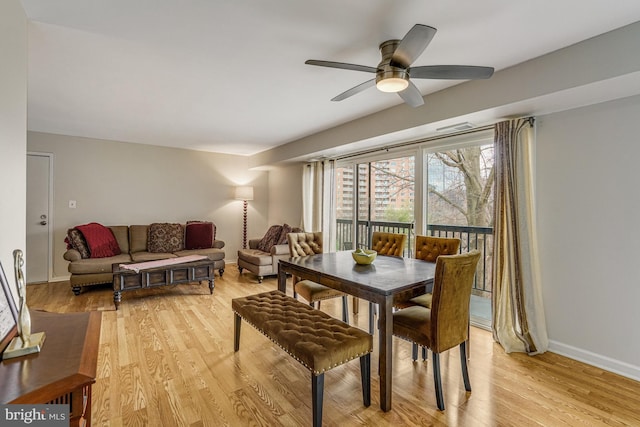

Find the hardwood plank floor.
xmin=27 ymin=265 xmax=640 ymax=426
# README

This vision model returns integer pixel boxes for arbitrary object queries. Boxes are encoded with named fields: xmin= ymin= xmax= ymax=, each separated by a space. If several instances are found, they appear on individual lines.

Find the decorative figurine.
xmin=2 ymin=249 xmax=45 ymax=358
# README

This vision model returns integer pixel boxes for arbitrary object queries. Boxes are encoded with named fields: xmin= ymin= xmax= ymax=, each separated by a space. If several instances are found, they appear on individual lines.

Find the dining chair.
xmin=368 ymin=231 xmax=407 ymax=334
xmin=287 ymin=232 xmax=350 ymax=323
xmin=396 ymin=235 xmax=461 ymax=359
xmin=392 ymin=250 xmax=481 ymax=411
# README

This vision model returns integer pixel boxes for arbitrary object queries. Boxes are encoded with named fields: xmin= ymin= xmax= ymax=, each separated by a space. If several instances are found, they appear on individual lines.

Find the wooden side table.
xmin=0 ymin=310 xmax=102 ymax=427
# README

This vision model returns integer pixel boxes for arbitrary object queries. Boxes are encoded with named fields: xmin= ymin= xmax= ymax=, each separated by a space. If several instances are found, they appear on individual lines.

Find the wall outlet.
xmin=69 ymin=200 xmax=77 ymax=208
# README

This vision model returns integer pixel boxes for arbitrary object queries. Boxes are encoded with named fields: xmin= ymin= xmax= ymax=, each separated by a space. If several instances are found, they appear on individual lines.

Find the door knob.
xmin=40 ymin=220 xmax=47 ymax=226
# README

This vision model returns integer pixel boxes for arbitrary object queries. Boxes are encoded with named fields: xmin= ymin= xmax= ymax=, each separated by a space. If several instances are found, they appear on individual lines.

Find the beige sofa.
xmin=64 ymin=224 xmax=225 ymax=295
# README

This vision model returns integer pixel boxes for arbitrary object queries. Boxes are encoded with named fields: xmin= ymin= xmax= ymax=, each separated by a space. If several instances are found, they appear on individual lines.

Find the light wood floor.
xmin=27 ymin=265 xmax=640 ymax=426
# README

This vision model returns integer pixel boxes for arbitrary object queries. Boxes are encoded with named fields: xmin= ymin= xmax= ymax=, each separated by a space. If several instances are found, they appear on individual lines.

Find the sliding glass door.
xmin=336 ymin=155 xmax=415 ymax=255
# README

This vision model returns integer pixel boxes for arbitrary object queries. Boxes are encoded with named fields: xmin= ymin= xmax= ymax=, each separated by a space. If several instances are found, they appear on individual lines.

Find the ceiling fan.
xmin=305 ymin=24 xmax=494 ymax=107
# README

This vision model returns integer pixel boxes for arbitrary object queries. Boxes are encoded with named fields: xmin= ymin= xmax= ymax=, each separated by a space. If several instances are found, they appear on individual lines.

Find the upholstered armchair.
xmin=396 ymin=235 xmax=461 ymax=359
xmin=288 ymin=232 xmax=350 ymax=323
xmin=392 ymin=250 xmax=481 ymax=410
xmin=396 ymin=235 xmax=461 ymax=309
xmin=237 ymin=224 xmax=299 ymax=283
xmin=368 ymin=231 xmax=407 ymax=333
xmin=371 ymin=231 xmax=407 ymax=257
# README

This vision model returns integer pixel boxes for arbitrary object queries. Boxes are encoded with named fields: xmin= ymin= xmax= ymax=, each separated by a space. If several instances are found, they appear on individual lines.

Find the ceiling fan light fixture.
xmin=376 ymin=77 xmax=409 ymax=93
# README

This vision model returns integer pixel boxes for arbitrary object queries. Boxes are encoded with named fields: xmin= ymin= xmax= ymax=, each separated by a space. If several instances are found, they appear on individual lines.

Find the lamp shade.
xmin=234 ymin=186 xmax=254 ymax=201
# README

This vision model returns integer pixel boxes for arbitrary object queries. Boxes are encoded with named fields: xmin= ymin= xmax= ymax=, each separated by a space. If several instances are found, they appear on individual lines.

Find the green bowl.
xmin=352 ymin=249 xmax=377 ymax=265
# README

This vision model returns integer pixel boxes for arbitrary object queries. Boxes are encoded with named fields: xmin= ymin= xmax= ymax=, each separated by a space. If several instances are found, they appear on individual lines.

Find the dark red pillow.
xmin=185 ymin=222 xmax=213 ymax=250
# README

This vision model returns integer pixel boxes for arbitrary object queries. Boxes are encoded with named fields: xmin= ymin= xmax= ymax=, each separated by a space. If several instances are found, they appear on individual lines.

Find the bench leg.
xmin=312 ymin=373 xmax=324 ymax=427
xmin=360 ymin=353 xmax=371 ymax=407
xmin=234 ymin=313 xmax=242 ymax=352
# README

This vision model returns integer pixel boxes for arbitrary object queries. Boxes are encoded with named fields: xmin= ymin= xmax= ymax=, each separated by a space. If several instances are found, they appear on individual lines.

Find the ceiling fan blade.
xmin=398 ymin=81 xmax=424 ymax=107
xmin=390 ymin=24 xmax=437 ymax=68
xmin=409 ymin=65 xmax=495 ymax=80
xmin=305 ymin=60 xmax=378 ymax=73
xmin=331 ymin=79 xmax=376 ymax=102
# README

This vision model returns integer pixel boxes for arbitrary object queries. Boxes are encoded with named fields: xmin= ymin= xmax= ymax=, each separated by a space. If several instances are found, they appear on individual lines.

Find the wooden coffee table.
xmin=112 ymin=258 xmax=215 ymax=310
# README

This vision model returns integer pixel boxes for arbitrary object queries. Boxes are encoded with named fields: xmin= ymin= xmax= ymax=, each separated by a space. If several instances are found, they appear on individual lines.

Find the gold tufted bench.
xmin=232 ymin=290 xmax=373 ymax=427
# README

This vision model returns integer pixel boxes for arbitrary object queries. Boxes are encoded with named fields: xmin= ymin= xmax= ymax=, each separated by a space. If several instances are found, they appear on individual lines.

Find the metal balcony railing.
xmin=336 ymin=219 xmax=493 ymax=296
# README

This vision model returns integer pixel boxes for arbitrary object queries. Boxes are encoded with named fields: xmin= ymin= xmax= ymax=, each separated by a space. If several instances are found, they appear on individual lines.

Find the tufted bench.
xmin=232 ymin=290 xmax=373 ymax=427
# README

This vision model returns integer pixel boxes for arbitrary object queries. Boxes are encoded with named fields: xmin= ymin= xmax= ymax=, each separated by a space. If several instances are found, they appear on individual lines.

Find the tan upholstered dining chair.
xmin=367 ymin=231 xmax=407 ymax=334
xmin=396 ymin=235 xmax=461 ymax=359
xmin=287 ymin=232 xmax=349 ymax=323
xmin=393 ymin=250 xmax=481 ymax=411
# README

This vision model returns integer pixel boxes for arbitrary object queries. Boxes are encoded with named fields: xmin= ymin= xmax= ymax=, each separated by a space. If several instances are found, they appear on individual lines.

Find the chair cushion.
xmin=295 ymin=280 xmax=345 ymax=303
xmin=393 ymin=305 xmax=433 ymax=348
xmin=409 ymin=293 xmax=433 ymax=308
xmin=148 ymin=223 xmax=184 ymax=253
xmin=257 ymin=225 xmax=283 ymax=252
xmin=68 ymin=253 xmax=132 ymax=274
xmin=237 ymin=248 xmax=274 ymax=265
xmin=174 ymin=248 xmax=224 ymax=261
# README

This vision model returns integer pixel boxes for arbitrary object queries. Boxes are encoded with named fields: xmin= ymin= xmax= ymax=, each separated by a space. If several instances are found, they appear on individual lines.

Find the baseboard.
xmin=548 ymin=339 xmax=640 ymax=382
xmin=49 ymin=275 xmax=70 ymax=283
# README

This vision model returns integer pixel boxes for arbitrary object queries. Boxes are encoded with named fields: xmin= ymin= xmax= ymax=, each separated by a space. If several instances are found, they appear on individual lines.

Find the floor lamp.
xmin=235 ymin=186 xmax=254 ymax=249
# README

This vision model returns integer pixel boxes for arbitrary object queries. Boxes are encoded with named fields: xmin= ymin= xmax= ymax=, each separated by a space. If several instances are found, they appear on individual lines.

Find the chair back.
xmin=287 ymin=232 xmax=323 ymax=257
xmin=415 ymin=235 xmax=460 ymax=262
xmin=371 ymin=232 xmax=406 ymax=257
xmin=430 ymin=250 xmax=481 ymax=353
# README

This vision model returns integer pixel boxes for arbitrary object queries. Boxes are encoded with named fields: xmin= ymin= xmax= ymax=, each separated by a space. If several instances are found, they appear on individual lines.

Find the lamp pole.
xmin=235 ymin=186 xmax=254 ymax=249
xmin=241 ymin=199 xmax=249 ymax=249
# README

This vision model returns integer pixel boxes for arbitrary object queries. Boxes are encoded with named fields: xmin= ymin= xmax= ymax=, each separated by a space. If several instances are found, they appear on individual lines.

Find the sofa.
xmin=237 ymin=224 xmax=301 ymax=283
xmin=64 ymin=222 xmax=225 ymax=295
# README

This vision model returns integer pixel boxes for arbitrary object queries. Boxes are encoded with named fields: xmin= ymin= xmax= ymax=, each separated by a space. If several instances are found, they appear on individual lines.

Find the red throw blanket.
xmin=76 ymin=222 xmax=121 ymax=258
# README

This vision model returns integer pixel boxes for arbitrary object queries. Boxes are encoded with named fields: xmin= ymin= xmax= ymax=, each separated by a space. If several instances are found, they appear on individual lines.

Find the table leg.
xmin=378 ymin=295 xmax=393 ymax=411
xmin=209 ymin=278 xmax=214 ymax=294
xmin=277 ymin=263 xmax=287 ymax=293
xmin=113 ymin=290 xmax=121 ymax=310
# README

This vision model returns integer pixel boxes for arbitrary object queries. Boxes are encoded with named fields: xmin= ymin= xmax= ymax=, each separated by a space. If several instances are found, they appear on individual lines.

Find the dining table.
xmin=277 ymin=250 xmax=436 ymax=412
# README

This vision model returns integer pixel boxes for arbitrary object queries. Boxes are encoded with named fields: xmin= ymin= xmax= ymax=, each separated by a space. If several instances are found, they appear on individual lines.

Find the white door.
xmin=26 ymin=153 xmax=52 ymax=284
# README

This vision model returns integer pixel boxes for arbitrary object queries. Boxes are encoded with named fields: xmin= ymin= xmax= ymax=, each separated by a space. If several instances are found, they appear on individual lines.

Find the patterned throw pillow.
xmin=276 ymin=223 xmax=294 ymax=245
xmin=147 ymin=223 xmax=184 ymax=253
xmin=66 ymin=228 xmax=91 ymax=259
xmin=185 ymin=222 xmax=213 ymax=250
xmin=257 ymin=225 xmax=283 ymax=253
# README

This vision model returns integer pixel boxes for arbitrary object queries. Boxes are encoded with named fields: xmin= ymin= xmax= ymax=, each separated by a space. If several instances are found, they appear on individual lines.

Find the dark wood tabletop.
xmin=278 ymin=250 xmax=436 ymax=412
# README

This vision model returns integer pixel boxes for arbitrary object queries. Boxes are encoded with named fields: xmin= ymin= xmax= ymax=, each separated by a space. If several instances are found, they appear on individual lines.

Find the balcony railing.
xmin=336 ymin=219 xmax=493 ymax=296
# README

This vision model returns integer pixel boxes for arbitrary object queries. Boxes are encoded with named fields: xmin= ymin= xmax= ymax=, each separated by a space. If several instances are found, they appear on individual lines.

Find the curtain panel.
xmin=492 ymin=118 xmax=549 ymax=355
xmin=302 ymin=161 xmax=337 ymax=251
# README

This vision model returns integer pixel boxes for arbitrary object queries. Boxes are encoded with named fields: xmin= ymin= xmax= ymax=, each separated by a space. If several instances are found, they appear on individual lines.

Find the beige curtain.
xmin=492 ymin=118 xmax=548 ymax=355
xmin=302 ymin=160 xmax=336 ymax=251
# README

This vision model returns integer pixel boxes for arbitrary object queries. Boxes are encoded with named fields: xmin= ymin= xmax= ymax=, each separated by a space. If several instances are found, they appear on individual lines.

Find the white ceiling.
xmin=21 ymin=0 xmax=640 ymax=156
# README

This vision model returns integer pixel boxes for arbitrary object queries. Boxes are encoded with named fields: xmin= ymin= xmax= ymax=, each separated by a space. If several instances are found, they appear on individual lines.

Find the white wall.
xmin=0 ymin=1 xmax=27 ymax=301
xmin=27 ymin=132 xmax=269 ymax=280
xmin=537 ymin=95 xmax=640 ymax=379
xmin=267 ymin=163 xmax=305 ymax=229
